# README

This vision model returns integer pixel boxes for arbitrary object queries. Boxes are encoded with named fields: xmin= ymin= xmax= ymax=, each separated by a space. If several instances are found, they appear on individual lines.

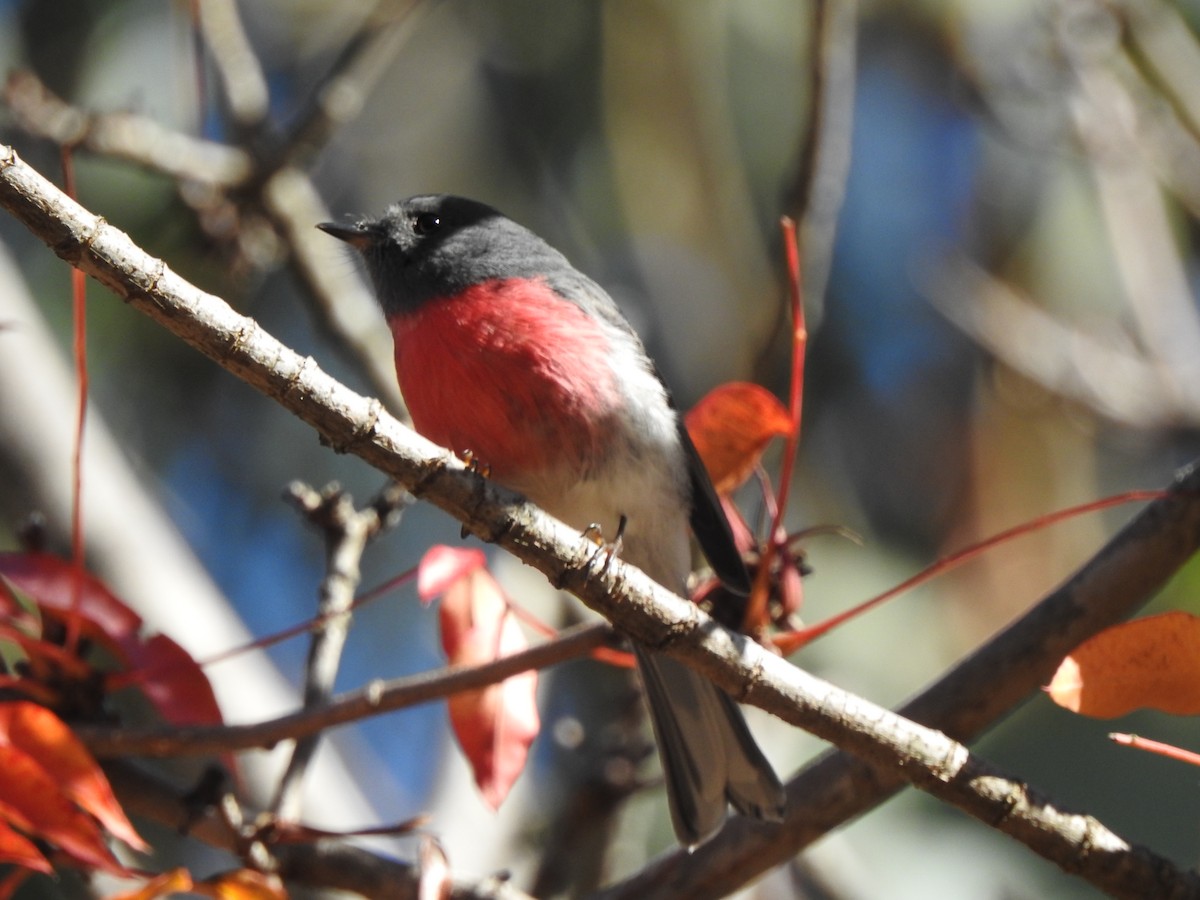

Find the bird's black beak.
xmin=317 ymin=220 xmax=378 ymax=251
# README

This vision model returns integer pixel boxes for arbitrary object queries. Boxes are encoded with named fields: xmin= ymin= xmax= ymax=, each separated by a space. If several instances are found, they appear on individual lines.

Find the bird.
xmin=319 ymin=194 xmax=785 ymax=845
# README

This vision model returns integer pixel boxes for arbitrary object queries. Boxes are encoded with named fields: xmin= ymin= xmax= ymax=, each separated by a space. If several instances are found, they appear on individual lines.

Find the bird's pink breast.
xmin=389 ymin=278 xmax=620 ymax=481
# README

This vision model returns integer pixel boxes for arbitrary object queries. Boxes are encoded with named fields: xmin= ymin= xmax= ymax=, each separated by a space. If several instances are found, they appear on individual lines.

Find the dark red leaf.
xmin=0 ymin=553 xmax=224 ymax=737
xmin=0 ymin=552 xmax=141 ymax=655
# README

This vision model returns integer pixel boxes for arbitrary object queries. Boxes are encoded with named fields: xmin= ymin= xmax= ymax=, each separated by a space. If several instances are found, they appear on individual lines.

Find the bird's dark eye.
xmin=412 ymin=212 xmax=441 ymax=236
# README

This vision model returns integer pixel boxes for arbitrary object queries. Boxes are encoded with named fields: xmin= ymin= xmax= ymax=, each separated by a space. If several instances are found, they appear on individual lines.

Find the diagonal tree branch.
xmin=4 ymin=144 xmax=1200 ymax=898
xmin=78 ymin=622 xmax=612 ymax=758
xmin=597 ymin=459 xmax=1200 ymax=899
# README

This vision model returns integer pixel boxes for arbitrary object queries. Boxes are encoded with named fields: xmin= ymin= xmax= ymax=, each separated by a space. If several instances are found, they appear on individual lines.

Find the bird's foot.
xmin=459 ymin=450 xmax=492 ymax=538
xmin=582 ymin=514 xmax=627 ymax=578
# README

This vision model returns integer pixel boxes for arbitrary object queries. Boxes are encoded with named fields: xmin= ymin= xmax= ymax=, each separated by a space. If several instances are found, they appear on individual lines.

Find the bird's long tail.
xmin=634 ymin=646 xmax=786 ymax=846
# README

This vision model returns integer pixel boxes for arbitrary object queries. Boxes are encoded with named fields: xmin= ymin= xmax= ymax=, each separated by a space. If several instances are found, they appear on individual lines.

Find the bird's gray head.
xmin=319 ymin=194 xmax=571 ymax=316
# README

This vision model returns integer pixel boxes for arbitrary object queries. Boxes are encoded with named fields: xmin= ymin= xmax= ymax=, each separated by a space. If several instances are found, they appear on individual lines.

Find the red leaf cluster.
xmin=0 ymin=552 xmax=223 ymax=730
xmin=0 ymin=551 xmax=227 ymax=889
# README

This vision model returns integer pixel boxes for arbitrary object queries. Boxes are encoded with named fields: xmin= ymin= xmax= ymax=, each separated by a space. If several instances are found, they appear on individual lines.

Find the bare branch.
xmin=925 ymin=254 xmax=1200 ymax=428
xmin=269 ymin=3 xmax=427 ymax=173
xmin=2 ymin=69 xmax=252 ymax=187
xmin=103 ymin=762 xmax=535 ymax=900
xmin=271 ymin=481 xmax=409 ymax=820
xmin=1 ymin=67 xmax=406 ymax=416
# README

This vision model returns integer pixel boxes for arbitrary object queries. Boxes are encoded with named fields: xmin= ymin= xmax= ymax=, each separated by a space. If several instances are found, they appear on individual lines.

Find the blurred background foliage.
xmin=3 ymin=0 xmax=1200 ymax=897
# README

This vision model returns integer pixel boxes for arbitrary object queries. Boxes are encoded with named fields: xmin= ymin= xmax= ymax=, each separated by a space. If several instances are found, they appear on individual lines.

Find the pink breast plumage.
xmin=389 ymin=278 xmax=620 ymax=479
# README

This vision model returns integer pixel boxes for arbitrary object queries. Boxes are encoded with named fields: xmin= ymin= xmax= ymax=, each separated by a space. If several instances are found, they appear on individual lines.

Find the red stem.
xmin=61 ymin=147 xmax=87 ymax=653
xmin=747 ymin=219 xmax=809 ymax=627
xmin=1111 ymin=732 xmax=1200 ymax=767
xmin=776 ymin=490 xmax=1166 ymax=652
xmin=773 ymin=216 xmax=807 ymax=529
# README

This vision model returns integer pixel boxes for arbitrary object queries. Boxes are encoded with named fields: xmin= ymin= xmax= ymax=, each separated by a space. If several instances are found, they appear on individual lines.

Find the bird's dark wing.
xmin=681 ymin=424 xmax=752 ymax=599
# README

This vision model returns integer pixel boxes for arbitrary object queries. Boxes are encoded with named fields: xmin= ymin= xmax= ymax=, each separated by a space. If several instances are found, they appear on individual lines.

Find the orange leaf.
xmin=0 ymin=817 xmax=50 ymax=874
xmin=107 ymin=867 xmax=194 ymax=900
xmin=434 ymin=565 xmax=538 ymax=808
xmin=0 ymin=702 xmax=145 ymax=851
xmin=0 ymin=743 xmax=126 ymax=875
xmin=1047 ymin=611 xmax=1200 ymax=718
xmin=685 ymin=383 xmax=792 ymax=495
xmin=417 ymin=546 xmax=487 ymax=605
xmin=195 ymin=869 xmax=288 ymax=900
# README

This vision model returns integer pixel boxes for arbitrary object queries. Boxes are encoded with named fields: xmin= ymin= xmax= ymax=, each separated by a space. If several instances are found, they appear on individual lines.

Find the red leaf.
xmin=433 ymin=564 xmax=538 ymax=808
xmin=0 ymin=702 xmax=145 ymax=851
xmin=685 ymin=383 xmax=792 ymax=495
xmin=0 ymin=742 xmax=127 ymax=875
xmin=417 ymin=546 xmax=487 ymax=606
xmin=118 ymin=633 xmax=224 ymax=729
xmin=1048 ymin=611 xmax=1200 ymax=718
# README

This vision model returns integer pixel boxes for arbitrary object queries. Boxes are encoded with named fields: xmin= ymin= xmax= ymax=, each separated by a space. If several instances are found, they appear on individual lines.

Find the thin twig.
xmin=786 ymin=0 xmax=857 ymax=315
xmin=78 ymin=622 xmax=613 ymax=757
xmin=1 ymin=65 xmax=405 ymax=416
xmin=271 ymin=481 xmax=408 ymax=820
